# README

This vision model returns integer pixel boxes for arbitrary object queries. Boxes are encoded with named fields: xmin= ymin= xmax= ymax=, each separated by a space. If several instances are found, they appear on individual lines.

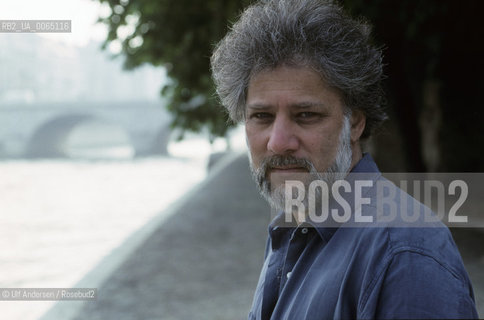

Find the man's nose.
xmin=267 ymin=116 xmax=299 ymax=155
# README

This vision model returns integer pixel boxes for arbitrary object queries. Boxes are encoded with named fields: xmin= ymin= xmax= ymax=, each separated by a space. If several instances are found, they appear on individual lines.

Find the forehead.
xmin=246 ymin=66 xmax=343 ymax=109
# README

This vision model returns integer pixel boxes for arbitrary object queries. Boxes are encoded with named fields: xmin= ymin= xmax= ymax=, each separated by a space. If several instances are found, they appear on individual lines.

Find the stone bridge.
xmin=0 ymin=101 xmax=172 ymax=158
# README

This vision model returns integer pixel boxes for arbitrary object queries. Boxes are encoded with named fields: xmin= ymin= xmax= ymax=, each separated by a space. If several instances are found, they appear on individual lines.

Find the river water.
xmin=0 ymin=153 xmax=207 ymax=319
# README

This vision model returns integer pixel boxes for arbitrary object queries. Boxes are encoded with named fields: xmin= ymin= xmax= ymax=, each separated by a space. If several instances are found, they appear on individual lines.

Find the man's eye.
xmin=250 ymin=112 xmax=273 ymax=120
xmin=295 ymin=112 xmax=324 ymax=124
xmin=298 ymin=112 xmax=319 ymax=119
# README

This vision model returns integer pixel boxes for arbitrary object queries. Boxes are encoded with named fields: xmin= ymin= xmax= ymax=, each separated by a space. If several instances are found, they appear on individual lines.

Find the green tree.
xmin=96 ymin=0 xmax=252 ymax=140
xmin=97 ymin=0 xmax=483 ymax=170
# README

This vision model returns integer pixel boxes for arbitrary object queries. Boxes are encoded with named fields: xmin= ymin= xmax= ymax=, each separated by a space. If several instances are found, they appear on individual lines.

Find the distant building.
xmin=0 ymin=34 xmax=165 ymax=105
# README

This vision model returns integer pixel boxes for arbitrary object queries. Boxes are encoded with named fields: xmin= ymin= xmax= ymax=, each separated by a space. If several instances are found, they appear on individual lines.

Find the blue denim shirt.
xmin=248 ymin=154 xmax=478 ymax=319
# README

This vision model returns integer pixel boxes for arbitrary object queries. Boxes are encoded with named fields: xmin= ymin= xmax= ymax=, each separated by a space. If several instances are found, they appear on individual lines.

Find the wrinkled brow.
xmin=246 ymin=102 xmax=328 ymax=110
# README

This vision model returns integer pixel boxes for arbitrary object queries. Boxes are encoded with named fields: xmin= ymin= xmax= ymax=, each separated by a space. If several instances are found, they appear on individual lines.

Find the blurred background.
xmin=1 ymin=0 xmax=483 ymax=319
xmin=0 ymin=0 xmax=244 ymax=319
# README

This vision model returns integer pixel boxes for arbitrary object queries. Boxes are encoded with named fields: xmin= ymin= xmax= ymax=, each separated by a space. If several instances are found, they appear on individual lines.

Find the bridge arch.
xmin=25 ymin=112 xmax=171 ymax=158
xmin=26 ymin=113 xmax=96 ymax=158
xmin=25 ymin=113 xmax=136 ymax=159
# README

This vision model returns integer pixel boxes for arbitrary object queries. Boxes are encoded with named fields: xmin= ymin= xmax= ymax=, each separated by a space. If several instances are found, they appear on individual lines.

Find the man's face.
xmin=245 ymin=65 xmax=358 ymax=211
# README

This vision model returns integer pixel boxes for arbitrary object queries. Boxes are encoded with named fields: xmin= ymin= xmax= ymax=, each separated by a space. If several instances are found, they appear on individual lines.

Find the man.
xmin=211 ymin=0 xmax=478 ymax=319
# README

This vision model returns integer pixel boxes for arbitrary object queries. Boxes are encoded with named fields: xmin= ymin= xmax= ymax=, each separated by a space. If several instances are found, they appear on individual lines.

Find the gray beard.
xmin=249 ymin=115 xmax=353 ymax=214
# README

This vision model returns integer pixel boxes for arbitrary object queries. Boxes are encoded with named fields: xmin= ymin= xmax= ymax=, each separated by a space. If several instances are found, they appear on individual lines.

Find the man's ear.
xmin=350 ymin=110 xmax=366 ymax=143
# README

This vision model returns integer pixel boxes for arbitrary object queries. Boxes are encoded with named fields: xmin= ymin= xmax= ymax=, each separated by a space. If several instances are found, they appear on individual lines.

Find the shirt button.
xmin=286 ymin=271 xmax=292 ymax=279
xmin=301 ymin=227 xmax=308 ymax=234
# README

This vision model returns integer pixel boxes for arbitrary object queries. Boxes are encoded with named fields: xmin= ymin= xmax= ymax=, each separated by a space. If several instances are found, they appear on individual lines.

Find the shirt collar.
xmin=313 ymin=153 xmax=381 ymax=242
xmin=349 ymin=152 xmax=380 ymax=174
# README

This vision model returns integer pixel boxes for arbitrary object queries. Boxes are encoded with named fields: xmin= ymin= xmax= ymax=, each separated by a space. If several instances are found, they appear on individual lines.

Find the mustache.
xmin=259 ymin=155 xmax=314 ymax=176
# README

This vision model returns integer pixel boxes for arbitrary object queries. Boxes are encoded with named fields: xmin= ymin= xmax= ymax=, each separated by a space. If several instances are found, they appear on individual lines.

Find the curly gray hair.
xmin=211 ymin=0 xmax=387 ymax=139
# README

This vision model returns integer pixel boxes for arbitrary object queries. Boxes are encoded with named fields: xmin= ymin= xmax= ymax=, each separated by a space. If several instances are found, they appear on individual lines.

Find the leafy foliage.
xmin=96 ymin=0 xmax=252 ymax=140
xmin=96 ymin=0 xmax=484 ymax=170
